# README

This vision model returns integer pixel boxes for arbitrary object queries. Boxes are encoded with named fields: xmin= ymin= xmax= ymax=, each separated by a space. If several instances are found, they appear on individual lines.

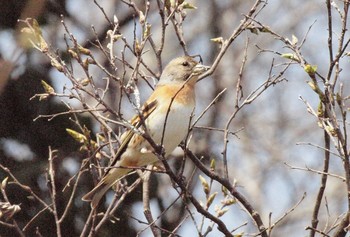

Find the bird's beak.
xmin=193 ymin=64 xmax=210 ymax=75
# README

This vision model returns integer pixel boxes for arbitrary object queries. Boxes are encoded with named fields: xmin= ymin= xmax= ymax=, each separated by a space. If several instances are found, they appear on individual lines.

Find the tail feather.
xmin=82 ymin=168 xmax=131 ymax=208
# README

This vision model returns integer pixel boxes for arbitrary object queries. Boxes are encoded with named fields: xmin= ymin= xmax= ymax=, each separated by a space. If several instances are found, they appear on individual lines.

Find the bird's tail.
xmin=82 ymin=167 xmax=131 ymax=208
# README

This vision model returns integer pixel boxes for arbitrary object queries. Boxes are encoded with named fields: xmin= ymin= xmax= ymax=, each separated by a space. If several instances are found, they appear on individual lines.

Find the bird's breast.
xmin=146 ymin=97 xmax=195 ymax=154
xmin=119 ymin=83 xmax=196 ymax=168
xmin=144 ymin=83 xmax=196 ymax=153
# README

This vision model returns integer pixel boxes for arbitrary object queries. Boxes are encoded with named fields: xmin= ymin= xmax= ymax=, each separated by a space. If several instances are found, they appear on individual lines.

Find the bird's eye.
xmin=182 ymin=61 xmax=190 ymax=67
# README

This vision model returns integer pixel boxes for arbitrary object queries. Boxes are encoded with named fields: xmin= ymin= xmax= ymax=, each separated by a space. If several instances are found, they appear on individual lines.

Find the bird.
xmin=82 ymin=56 xmax=209 ymax=207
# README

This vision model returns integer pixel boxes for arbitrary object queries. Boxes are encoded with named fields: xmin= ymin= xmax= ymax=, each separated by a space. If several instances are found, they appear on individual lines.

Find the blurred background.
xmin=0 ymin=0 xmax=348 ymax=236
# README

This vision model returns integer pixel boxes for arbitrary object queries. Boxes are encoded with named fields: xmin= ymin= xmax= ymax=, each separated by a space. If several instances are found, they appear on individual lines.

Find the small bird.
xmin=82 ymin=56 xmax=209 ymax=207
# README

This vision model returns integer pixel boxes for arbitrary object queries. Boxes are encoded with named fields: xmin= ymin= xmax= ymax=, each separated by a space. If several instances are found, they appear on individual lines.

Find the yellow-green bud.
xmin=41 ymin=80 xmax=54 ymax=94
xmin=66 ymin=129 xmax=87 ymax=143
xmin=199 ymin=175 xmax=210 ymax=195
xmin=206 ymin=192 xmax=217 ymax=208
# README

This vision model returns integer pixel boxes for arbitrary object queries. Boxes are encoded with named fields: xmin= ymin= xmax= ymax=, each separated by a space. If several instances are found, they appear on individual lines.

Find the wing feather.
xmin=107 ymin=99 xmax=158 ymax=170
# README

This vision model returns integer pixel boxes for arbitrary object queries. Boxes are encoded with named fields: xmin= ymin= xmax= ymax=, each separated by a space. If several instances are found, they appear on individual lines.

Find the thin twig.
xmin=47 ymin=147 xmax=62 ymax=237
xmin=141 ymin=168 xmax=161 ymax=237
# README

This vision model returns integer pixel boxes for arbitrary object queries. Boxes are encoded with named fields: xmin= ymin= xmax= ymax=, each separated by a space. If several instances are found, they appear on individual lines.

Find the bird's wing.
xmin=106 ymin=99 xmax=159 ymax=171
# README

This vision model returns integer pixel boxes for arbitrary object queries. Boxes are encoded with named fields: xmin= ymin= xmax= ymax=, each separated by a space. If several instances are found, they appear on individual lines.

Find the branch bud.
xmin=66 ymin=129 xmax=87 ymax=143
xmin=41 ymin=80 xmax=55 ymax=94
xmin=199 ymin=175 xmax=210 ymax=195
xmin=139 ymin=11 xmax=145 ymax=25
xmin=206 ymin=192 xmax=217 ymax=208
xmin=1 ymin=177 xmax=8 ymax=190
xmin=50 ymin=58 xmax=64 ymax=72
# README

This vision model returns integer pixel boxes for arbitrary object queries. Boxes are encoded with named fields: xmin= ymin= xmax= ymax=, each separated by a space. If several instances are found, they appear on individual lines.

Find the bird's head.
xmin=158 ymin=56 xmax=209 ymax=86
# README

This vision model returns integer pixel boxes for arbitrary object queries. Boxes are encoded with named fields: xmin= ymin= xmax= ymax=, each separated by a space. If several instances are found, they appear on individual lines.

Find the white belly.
xmin=118 ymin=100 xmax=195 ymax=168
xmin=147 ymin=101 xmax=194 ymax=154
